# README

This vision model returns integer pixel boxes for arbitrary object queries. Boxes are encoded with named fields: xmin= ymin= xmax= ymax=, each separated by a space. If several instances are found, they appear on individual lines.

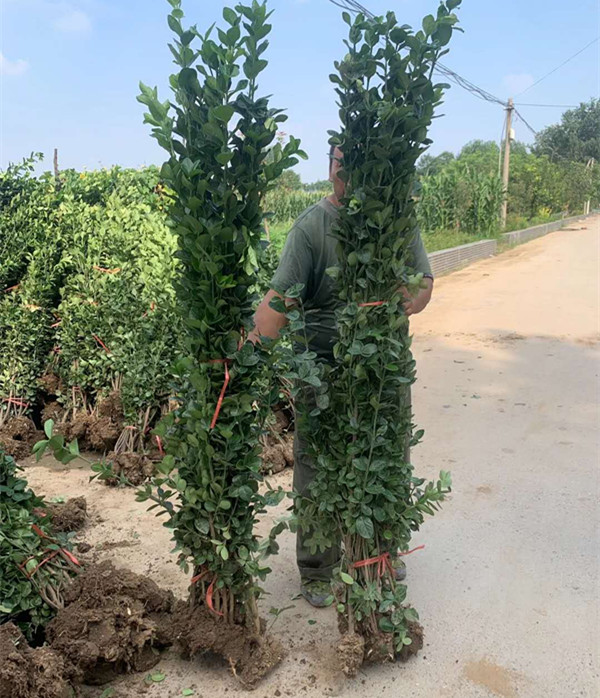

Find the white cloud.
xmin=0 ymin=52 xmax=29 ymax=76
xmin=54 ymin=8 xmax=91 ymax=33
xmin=502 ymin=73 xmax=534 ymax=95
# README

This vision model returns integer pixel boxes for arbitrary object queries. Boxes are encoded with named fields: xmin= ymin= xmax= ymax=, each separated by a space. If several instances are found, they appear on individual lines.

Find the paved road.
xmin=28 ymin=215 xmax=600 ymax=698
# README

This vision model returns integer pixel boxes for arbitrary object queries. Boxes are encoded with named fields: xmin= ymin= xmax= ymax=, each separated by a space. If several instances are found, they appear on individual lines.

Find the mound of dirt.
xmin=0 ymin=623 xmax=76 ymax=698
xmin=337 ymin=614 xmax=424 ymax=674
xmin=172 ymin=601 xmax=286 ymax=688
xmin=66 ymin=413 xmax=91 ymax=442
xmin=397 ymin=621 xmax=424 ymax=661
xmin=46 ymin=560 xmax=175 ymax=685
xmin=337 ymin=633 xmax=365 ymax=678
xmin=47 ymin=496 xmax=87 ymax=533
xmin=38 ymin=373 xmax=61 ymax=397
xmin=261 ymin=433 xmax=294 ymax=474
xmin=0 ymin=416 xmax=41 ymax=460
xmin=41 ymin=401 xmax=65 ymax=425
xmin=106 ymin=452 xmax=155 ymax=486
xmin=87 ymin=416 xmax=121 ymax=452
xmin=96 ymin=391 xmax=124 ymax=421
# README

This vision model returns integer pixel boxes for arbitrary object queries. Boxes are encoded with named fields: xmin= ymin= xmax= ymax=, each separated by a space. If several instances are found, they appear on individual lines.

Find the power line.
xmin=513 ymin=109 xmax=538 ymax=136
xmin=516 ymin=37 xmax=599 ymax=96
xmin=514 ymin=103 xmax=579 ymax=108
xmin=327 ymin=0 xmax=580 ymax=146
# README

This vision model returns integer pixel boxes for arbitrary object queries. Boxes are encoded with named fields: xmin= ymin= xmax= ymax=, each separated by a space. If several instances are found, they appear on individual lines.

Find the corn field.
xmin=417 ymin=165 xmax=504 ymax=235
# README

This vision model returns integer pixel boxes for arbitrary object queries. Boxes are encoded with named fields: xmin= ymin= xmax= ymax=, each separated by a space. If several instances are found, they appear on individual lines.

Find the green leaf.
xmin=222 ymin=7 xmax=237 ymax=24
xmin=100 ymin=688 xmax=115 ymax=698
xmin=340 ymin=572 xmax=354 ymax=585
xmin=44 ymin=419 xmax=54 ymax=439
xmin=213 ymin=105 xmax=234 ymax=122
xmin=150 ymin=672 xmax=166 ymax=682
xmin=355 ymin=517 xmax=374 ymax=539
xmin=182 ymin=690 xmax=195 ymax=697
xmin=216 ymin=151 xmax=234 ymax=165
xmin=434 ymin=22 xmax=452 ymax=46
xmin=422 ymin=14 xmax=435 ymax=35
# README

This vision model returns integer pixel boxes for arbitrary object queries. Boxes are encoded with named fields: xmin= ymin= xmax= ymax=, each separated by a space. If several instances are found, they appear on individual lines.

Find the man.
xmin=250 ymin=145 xmax=434 ymax=606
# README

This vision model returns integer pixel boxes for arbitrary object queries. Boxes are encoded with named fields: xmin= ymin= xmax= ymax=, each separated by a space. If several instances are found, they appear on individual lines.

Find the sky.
xmin=1 ymin=0 xmax=599 ymax=183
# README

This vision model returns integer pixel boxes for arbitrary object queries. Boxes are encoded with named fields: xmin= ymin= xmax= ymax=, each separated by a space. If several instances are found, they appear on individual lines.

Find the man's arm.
xmin=402 ymin=276 xmax=433 ymax=316
xmin=403 ymin=226 xmax=433 ymax=316
xmin=248 ymin=289 xmax=288 ymax=344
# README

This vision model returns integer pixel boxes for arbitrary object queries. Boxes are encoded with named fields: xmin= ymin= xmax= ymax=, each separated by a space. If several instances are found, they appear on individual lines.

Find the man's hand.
xmin=248 ymin=289 xmax=288 ymax=344
xmin=401 ymin=277 xmax=433 ymax=317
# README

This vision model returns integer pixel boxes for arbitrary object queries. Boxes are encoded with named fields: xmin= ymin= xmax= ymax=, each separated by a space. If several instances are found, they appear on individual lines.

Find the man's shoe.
xmin=390 ymin=556 xmax=407 ymax=582
xmin=300 ymin=579 xmax=335 ymax=608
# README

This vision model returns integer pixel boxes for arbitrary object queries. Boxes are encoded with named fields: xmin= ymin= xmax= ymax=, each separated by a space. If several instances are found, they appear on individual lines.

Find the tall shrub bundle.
xmin=137 ymin=0 xmax=305 ymax=656
xmin=295 ymin=2 xmax=459 ymax=672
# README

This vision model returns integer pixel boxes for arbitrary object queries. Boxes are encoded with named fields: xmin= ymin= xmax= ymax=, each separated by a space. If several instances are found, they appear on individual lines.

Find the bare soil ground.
xmin=21 ymin=216 xmax=599 ymax=697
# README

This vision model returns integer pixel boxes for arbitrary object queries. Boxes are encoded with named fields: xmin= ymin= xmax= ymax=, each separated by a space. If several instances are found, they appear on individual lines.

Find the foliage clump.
xmin=295 ymin=1 xmax=460 ymax=670
xmin=0 ymin=447 xmax=78 ymax=640
xmin=137 ymin=0 xmax=304 ymax=643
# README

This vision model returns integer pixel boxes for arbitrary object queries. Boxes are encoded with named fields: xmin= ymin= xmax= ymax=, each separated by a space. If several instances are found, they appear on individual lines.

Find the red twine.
xmin=93 ymin=265 xmax=121 ymax=274
xmin=190 ymin=569 xmax=209 ymax=585
xmin=2 ymin=397 xmax=30 ymax=409
xmin=206 ymin=577 xmax=224 ymax=617
xmin=3 ymin=284 xmax=19 ymax=293
xmin=358 ymin=300 xmax=386 ymax=308
xmin=92 ymin=334 xmax=111 ymax=354
xmin=206 ymin=359 xmax=230 ymax=430
xmin=155 ymin=435 xmax=164 ymax=456
xmin=190 ymin=570 xmax=224 ymax=617
xmin=351 ymin=546 xmax=425 ymax=578
xmin=50 ymin=320 xmax=61 ymax=328
xmin=20 ymin=524 xmax=80 ymax=579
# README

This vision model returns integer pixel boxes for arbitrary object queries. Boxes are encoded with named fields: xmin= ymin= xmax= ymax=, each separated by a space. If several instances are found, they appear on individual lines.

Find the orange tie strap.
xmin=93 ymin=265 xmax=121 ymax=274
xmin=190 ymin=569 xmax=210 ymax=585
xmin=358 ymin=300 xmax=386 ymax=308
xmin=2 ymin=397 xmax=30 ymax=409
xmin=155 ymin=435 xmax=164 ymax=456
xmin=351 ymin=546 xmax=425 ymax=577
xmin=351 ymin=552 xmax=394 ymax=577
xmin=92 ymin=334 xmax=111 ymax=353
xmin=206 ymin=577 xmax=224 ymax=617
xmin=206 ymin=359 xmax=231 ymax=430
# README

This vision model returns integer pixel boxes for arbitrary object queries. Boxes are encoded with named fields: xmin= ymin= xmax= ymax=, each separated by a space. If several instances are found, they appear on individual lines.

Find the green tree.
xmin=276 ymin=170 xmax=302 ymax=190
xmin=534 ymin=99 xmax=600 ymax=163
xmin=416 ymin=150 xmax=454 ymax=176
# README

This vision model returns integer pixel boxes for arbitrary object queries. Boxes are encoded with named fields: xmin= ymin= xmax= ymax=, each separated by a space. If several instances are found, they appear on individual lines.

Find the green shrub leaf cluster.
xmin=137 ymin=0 xmax=305 ymax=627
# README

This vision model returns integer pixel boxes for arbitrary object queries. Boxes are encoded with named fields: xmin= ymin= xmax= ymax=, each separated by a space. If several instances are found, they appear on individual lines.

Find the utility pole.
xmin=584 ymin=158 xmax=594 ymax=215
xmin=500 ymin=97 xmax=514 ymax=229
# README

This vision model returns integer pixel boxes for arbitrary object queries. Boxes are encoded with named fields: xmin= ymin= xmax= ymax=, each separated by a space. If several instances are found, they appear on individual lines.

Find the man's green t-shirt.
xmin=270 ymin=198 xmax=432 ymax=360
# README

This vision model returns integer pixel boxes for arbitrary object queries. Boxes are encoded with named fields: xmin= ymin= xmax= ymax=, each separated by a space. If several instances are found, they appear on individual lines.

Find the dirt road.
xmin=26 ymin=215 xmax=600 ymax=697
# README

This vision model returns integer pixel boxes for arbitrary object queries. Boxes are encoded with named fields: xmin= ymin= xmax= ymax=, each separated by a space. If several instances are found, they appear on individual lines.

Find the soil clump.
xmin=0 ymin=623 xmax=76 ymax=698
xmin=105 ymin=452 xmax=156 ymax=486
xmin=46 ymin=496 xmax=87 ymax=532
xmin=0 ymin=416 xmax=41 ymax=460
xmin=171 ymin=601 xmax=286 ymax=688
xmin=261 ymin=432 xmax=294 ymax=474
xmin=46 ymin=560 xmax=175 ymax=685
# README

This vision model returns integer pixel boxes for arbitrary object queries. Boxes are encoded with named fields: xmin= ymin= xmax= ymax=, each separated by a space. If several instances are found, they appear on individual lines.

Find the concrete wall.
xmin=428 ymin=239 xmax=497 ymax=277
xmin=499 ymin=214 xmax=592 ymax=247
xmin=427 ymin=213 xmax=595 ymax=277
